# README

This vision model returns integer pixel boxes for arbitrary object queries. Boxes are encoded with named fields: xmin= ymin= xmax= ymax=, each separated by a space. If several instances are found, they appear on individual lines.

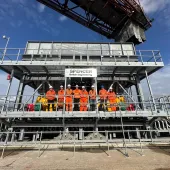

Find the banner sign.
xmin=65 ymin=68 xmax=97 ymax=77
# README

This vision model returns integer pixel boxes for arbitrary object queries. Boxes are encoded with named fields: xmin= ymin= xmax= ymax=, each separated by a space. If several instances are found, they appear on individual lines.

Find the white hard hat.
xmin=82 ymin=86 xmax=85 ymax=89
xmin=68 ymin=84 xmax=71 ymax=87
xmin=60 ymin=85 xmax=63 ymax=88
xmin=49 ymin=85 xmax=53 ymax=89
xmin=76 ymin=85 xmax=79 ymax=87
xmin=91 ymin=85 xmax=94 ymax=88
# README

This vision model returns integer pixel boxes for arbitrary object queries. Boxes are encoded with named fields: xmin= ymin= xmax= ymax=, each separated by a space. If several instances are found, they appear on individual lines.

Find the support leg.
xmin=15 ymin=75 xmax=25 ymax=111
xmin=1 ymin=69 xmax=14 ymax=113
xmin=145 ymin=70 xmax=157 ymax=111
xmin=135 ymin=76 xmax=145 ymax=110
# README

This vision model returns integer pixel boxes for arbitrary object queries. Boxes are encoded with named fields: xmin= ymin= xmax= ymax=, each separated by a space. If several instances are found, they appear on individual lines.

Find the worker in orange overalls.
xmin=65 ymin=84 xmax=73 ymax=111
xmin=58 ymin=85 xmax=64 ymax=110
xmin=46 ymin=86 xmax=56 ymax=111
xmin=89 ymin=85 xmax=96 ymax=111
xmin=107 ymin=87 xmax=116 ymax=111
xmin=99 ymin=85 xmax=107 ymax=111
xmin=80 ymin=86 xmax=88 ymax=111
xmin=73 ymin=85 xmax=81 ymax=111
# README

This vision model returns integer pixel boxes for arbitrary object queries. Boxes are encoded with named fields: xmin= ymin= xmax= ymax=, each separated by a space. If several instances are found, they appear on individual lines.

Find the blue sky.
xmin=0 ymin=0 xmax=169 ymax=62
xmin=0 ymin=0 xmax=170 ymax=96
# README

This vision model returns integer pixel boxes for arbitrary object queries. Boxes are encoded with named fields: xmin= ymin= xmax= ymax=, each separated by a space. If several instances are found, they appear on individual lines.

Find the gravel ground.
xmin=0 ymin=144 xmax=170 ymax=170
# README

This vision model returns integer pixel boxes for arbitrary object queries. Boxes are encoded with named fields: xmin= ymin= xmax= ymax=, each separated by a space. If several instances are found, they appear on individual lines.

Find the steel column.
xmin=1 ymin=69 xmax=14 ymax=113
xmin=135 ymin=76 xmax=145 ymax=110
xmin=15 ymin=75 xmax=26 ymax=110
xmin=145 ymin=70 xmax=157 ymax=111
xmin=1 ymin=37 xmax=10 ymax=64
xmin=23 ymin=81 xmax=47 ymax=106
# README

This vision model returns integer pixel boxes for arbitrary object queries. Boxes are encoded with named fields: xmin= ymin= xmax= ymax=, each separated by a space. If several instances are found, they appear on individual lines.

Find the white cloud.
xmin=140 ymin=65 xmax=170 ymax=98
xmin=59 ymin=15 xmax=67 ymax=22
xmin=37 ymin=3 xmax=45 ymax=13
xmin=0 ymin=0 xmax=61 ymax=37
xmin=140 ymin=0 xmax=170 ymax=14
xmin=139 ymin=0 xmax=170 ymax=31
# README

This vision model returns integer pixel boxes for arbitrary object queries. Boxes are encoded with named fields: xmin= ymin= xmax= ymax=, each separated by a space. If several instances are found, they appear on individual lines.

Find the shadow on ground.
xmin=147 ymin=144 xmax=170 ymax=156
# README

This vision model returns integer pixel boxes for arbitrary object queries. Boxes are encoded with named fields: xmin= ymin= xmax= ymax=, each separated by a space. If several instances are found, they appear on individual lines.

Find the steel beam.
xmin=1 ymin=60 xmax=164 ymax=67
xmin=21 ymin=66 xmax=31 ymax=74
xmin=135 ymin=75 xmax=145 ymax=110
xmin=23 ymin=76 xmax=135 ymax=81
xmin=13 ymin=66 xmax=23 ymax=74
xmin=117 ymin=82 xmax=140 ymax=109
xmin=42 ymin=66 xmax=49 ymax=74
xmin=23 ymin=81 xmax=47 ymax=106
xmin=36 ymin=0 xmax=151 ymax=42
xmin=145 ymin=70 xmax=157 ymax=111
xmin=14 ymin=75 xmax=26 ymax=111
xmin=112 ymin=67 xmax=118 ymax=76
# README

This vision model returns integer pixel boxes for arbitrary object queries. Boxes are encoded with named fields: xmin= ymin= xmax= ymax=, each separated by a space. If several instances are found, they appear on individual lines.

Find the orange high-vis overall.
xmin=89 ymin=90 xmax=96 ymax=100
xmin=80 ymin=90 xmax=88 ymax=111
xmin=107 ymin=91 xmax=116 ymax=111
xmin=58 ymin=89 xmax=64 ymax=107
xmin=46 ymin=90 xmax=56 ymax=101
xmin=73 ymin=89 xmax=81 ymax=99
xmin=65 ymin=89 xmax=73 ymax=111
xmin=99 ymin=89 xmax=107 ymax=100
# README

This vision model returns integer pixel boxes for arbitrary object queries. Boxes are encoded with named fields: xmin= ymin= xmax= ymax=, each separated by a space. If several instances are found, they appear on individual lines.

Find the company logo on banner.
xmin=65 ymin=68 xmax=97 ymax=77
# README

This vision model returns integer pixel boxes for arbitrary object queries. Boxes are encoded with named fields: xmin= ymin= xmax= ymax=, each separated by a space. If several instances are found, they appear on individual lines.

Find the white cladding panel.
xmin=122 ymin=44 xmax=134 ymax=55
xmin=25 ymin=42 xmax=135 ymax=56
xmin=110 ymin=44 xmax=122 ymax=55
xmin=39 ymin=43 xmax=52 ymax=55
xmin=26 ymin=43 xmax=39 ymax=54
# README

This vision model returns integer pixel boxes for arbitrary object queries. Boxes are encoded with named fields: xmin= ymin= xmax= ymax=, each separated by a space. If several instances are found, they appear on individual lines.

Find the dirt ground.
xmin=0 ymin=144 xmax=170 ymax=170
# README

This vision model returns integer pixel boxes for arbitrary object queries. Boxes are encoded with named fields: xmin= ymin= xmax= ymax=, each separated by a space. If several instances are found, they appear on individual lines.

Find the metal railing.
xmin=0 ymin=94 xmax=170 ymax=116
xmin=0 ymin=129 xmax=170 ymax=158
xmin=0 ymin=48 xmax=163 ymax=65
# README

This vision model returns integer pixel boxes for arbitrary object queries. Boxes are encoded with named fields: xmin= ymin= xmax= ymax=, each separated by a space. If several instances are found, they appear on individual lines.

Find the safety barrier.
xmin=0 ymin=48 xmax=163 ymax=65
xmin=0 ymin=94 xmax=170 ymax=117
xmin=0 ymin=129 xmax=170 ymax=158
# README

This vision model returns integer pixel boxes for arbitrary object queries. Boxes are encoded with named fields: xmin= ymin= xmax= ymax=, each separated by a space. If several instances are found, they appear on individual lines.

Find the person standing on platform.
xmin=58 ymin=85 xmax=64 ymax=110
xmin=99 ymin=85 xmax=107 ymax=111
xmin=80 ymin=86 xmax=88 ymax=111
xmin=73 ymin=85 xmax=81 ymax=111
xmin=89 ymin=85 xmax=96 ymax=111
xmin=65 ymin=84 xmax=73 ymax=111
xmin=46 ymin=86 xmax=56 ymax=111
xmin=107 ymin=87 xmax=116 ymax=111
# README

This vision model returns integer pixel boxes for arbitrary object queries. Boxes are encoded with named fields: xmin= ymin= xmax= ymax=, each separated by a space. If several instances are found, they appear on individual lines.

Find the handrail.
xmin=0 ymin=48 xmax=163 ymax=65
xmin=0 ymin=94 xmax=170 ymax=115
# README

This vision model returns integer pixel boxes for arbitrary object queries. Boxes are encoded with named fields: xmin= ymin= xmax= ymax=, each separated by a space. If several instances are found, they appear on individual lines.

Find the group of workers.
xmin=46 ymin=84 xmax=117 ymax=112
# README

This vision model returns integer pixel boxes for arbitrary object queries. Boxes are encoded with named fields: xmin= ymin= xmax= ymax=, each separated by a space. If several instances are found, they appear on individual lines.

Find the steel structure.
xmin=0 ymin=41 xmax=170 ymax=146
xmin=37 ymin=0 xmax=151 ymax=44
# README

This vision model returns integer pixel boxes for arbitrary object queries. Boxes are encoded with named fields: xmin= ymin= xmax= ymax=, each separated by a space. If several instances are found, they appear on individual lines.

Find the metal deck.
xmin=0 ymin=111 xmax=169 ymax=118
